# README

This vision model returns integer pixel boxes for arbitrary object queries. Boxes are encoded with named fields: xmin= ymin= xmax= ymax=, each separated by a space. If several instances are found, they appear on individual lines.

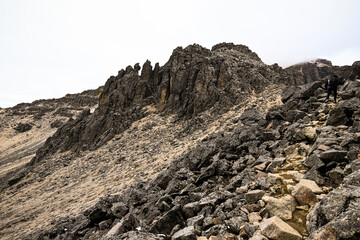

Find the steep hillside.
xmin=0 ymin=89 xmax=100 ymax=183
xmin=32 ymin=76 xmax=360 ymax=240
xmin=0 ymin=43 xmax=359 ymax=240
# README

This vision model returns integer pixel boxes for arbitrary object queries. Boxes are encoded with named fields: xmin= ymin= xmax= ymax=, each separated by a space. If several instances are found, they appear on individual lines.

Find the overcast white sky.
xmin=1 ymin=0 xmax=360 ymax=108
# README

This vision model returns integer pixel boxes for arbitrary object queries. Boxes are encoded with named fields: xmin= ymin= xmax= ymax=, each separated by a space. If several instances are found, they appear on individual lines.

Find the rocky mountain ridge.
xmin=33 ymin=78 xmax=360 ymax=240
xmin=0 ymin=43 xmax=359 ymax=240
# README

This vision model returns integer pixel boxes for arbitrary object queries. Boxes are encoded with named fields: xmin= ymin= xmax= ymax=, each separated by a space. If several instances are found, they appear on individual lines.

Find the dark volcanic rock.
xmin=14 ymin=123 xmax=32 ymax=133
xmin=319 ymin=150 xmax=348 ymax=163
xmin=284 ymin=59 xmax=332 ymax=85
xmin=326 ymin=97 xmax=360 ymax=127
xmin=17 ymin=46 xmax=360 ymax=240
xmin=30 ymin=43 xmax=285 ymax=164
xmin=149 ymin=205 xmax=185 ymax=235
xmin=307 ymin=170 xmax=360 ymax=239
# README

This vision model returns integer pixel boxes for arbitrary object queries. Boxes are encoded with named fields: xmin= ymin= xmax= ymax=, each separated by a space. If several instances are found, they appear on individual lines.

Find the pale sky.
xmin=1 ymin=0 xmax=359 ymax=108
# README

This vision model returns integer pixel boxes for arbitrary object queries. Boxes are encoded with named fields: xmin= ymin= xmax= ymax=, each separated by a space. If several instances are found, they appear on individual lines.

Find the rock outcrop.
xmin=30 ymin=67 xmax=360 ymax=239
xmin=1 ymin=42 xmax=359 ymax=240
xmin=284 ymin=59 xmax=333 ymax=85
xmin=30 ymin=43 xmax=286 ymax=164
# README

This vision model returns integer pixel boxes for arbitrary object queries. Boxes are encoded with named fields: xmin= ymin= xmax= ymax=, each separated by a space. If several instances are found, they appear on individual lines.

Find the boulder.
xmin=307 ymin=170 xmax=360 ymax=239
xmin=327 ymin=167 xmax=344 ymax=185
xmin=225 ymin=216 xmax=247 ymax=234
xmin=312 ymin=226 xmax=336 ymax=240
xmin=150 ymin=205 xmax=185 ymax=235
xmin=111 ymin=202 xmax=128 ymax=218
xmin=260 ymin=216 xmax=302 ymax=240
xmin=303 ymin=167 xmax=326 ymax=185
xmin=281 ymin=86 xmax=297 ymax=103
xmin=263 ymin=195 xmax=297 ymax=220
xmin=245 ymin=190 xmax=265 ymax=204
xmin=326 ymin=107 xmax=348 ymax=126
xmin=171 ymin=226 xmax=198 ymax=240
xmin=326 ymin=97 xmax=360 ymax=126
xmin=295 ymin=179 xmax=323 ymax=194
xmin=186 ymin=215 xmax=204 ymax=227
xmin=14 ymin=122 xmax=32 ymax=133
xmin=103 ymin=214 xmax=139 ymax=239
xmin=319 ymin=150 xmax=347 ymax=163
xmin=112 ymin=231 xmax=163 ymax=240
xmin=183 ymin=202 xmax=201 ymax=218
xmin=240 ymin=108 xmax=266 ymax=124
xmin=291 ymin=185 xmax=318 ymax=206
xmin=248 ymin=212 xmax=262 ymax=223
xmin=303 ymin=154 xmax=324 ymax=169
xmin=285 ymin=110 xmax=307 ymax=123
xmin=249 ymin=232 xmax=269 ymax=240
xmin=303 ymin=126 xmax=317 ymax=141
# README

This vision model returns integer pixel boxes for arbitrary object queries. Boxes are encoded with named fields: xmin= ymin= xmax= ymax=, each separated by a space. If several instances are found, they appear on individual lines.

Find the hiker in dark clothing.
xmin=325 ymin=74 xmax=341 ymax=103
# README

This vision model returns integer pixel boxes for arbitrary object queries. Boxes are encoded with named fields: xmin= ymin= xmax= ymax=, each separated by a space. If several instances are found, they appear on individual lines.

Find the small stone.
xmin=255 ymin=171 xmax=267 ymax=180
xmin=249 ymin=232 xmax=269 ymax=240
xmin=111 ymin=202 xmax=128 ymax=218
xmin=303 ymin=154 xmax=324 ymax=169
xmin=183 ymin=202 xmax=201 ymax=218
xmin=317 ymin=145 xmax=330 ymax=151
xmin=172 ymin=226 xmax=197 ymax=240
xmin=224 ymin=199 xmax=234 ymax=211
xmin=248 ymin=212 xmax=262 ymax=223
xmin=236 ymin=186 xmax=248 ymax=194
xmin=266 ymin=157 xmax=285 ymax=172
xmin=203 ymin=217 xmax=213 ymax=229
xmin=260 ymin=216 xmax=302 ymax=240
xmin=283 ymin=179 xmax=296 ymax=185
xmin=328 ymin=167 xmax=344 ymax=185
xmin=265 ymin=195 xmax=297 ymax=220
xmin=197 ymin=237 xmax=208 ymax=240
xmin=226 ymin=216 xmax=247 ymax=234
xmin=281 ymin=171 xmax=304 ymax=183
xmin=312 ymin=225 xmax=336 ymax=240
xmin=255 ymin=162 xmax=268 ymax=171
xmin=303 ymin=126 xmax=317 ymax=141
xmin=245 ymin=190 xmax=265 ymax=204
xmin=104 ymin=214 xmax=139 ymax=238
xmin=296 ymin=179 xmax=323 ymax=194
xmin=187 ymin=215 xmax=204 ymax=227
xmin=292 ymin=185 xmax=318 ymax=206
xmin=319 ymin=150 xmax=347 ymax=162
xmin=213 ymin=217 xmax=222 ymax=225
xmin=296 ymin=205 xmax=309 ymax=211
xmin=99 ymin=219 xmax=112 ymax=230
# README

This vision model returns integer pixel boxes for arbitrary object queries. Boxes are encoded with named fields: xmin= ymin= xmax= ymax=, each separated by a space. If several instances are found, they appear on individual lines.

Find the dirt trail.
xmin=267 ymin=101 xmax=336 ymax=238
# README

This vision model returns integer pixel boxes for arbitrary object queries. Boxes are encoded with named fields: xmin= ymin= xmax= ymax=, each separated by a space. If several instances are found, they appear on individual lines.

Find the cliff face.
xmin=284 ymin=58 xmax=360 ymax=86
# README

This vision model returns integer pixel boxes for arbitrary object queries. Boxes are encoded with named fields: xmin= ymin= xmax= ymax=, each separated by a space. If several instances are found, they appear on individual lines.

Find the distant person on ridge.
xmin=325 ymin=74 xmax=342 ymax=103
